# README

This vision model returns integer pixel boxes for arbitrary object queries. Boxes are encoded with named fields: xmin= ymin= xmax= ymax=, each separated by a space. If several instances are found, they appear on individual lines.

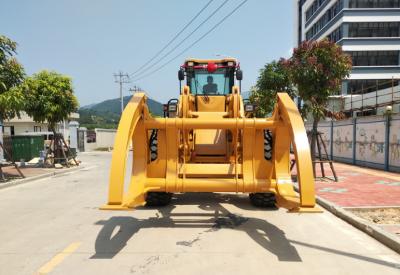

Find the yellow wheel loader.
xmin=101 ymin=58 xmax=321 ymax=213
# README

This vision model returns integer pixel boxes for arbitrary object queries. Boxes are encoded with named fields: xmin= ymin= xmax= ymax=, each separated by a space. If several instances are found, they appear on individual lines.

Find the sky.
xmin=1 ymin=0 xmax=295 ymax=106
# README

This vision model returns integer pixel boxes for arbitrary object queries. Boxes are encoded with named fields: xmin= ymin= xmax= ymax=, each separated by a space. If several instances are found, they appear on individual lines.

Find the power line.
xmin=114 ymin=72 xmax=130 ymax=114
xmin=130 ymin=0 xmax=214 ymax=77
xmin=132 ymin=0 xmax=230 ymax=79
xmin=133 ymin=0 xmax=248 ymax=82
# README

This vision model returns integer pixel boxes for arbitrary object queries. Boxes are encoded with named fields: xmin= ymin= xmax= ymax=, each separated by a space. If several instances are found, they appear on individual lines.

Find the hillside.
xmin=89 ymin=95 xmax=164 ymax=116
xmin=79 ymin=95 xmax=164 ymax=129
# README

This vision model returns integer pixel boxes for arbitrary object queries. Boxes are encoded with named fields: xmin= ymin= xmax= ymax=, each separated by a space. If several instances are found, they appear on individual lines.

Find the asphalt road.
xmin=0 ymin=152 xmax=399 ymax=275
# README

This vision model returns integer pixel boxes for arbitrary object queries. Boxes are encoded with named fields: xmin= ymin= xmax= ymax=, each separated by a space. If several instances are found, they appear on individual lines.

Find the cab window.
xmin=188 ymin=68 xmax=232 ymax=95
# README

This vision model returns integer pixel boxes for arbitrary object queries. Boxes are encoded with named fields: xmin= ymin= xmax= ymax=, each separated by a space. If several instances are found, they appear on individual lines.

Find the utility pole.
xmin=129 ymin=85 xmax=142 ymax=94
xmin=113 ymin=71 xmax=130 ymax=114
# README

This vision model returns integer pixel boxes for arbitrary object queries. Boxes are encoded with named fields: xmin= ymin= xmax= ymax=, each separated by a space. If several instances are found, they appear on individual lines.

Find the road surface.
xmin=0 ymin=152 xmax=399 ymax=275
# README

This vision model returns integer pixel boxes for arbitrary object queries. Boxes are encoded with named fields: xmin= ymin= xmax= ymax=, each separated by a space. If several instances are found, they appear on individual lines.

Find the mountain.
xmin=89 ymin=95 xmax=164 ymax=116
xmin=79 ymin=95 xmax=164 ymax=129
xmin=79 ymin=103 xmax=96 ymax=110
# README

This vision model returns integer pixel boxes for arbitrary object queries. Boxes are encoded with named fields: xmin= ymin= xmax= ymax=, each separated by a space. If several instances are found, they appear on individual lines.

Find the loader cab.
xmin=178 ymin=58 xmax=242 ymax=113
xmin=179 ymin=58 xmax=241 ymax=97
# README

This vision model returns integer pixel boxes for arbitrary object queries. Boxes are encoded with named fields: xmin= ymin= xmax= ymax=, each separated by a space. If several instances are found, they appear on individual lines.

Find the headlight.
xmin=245 ymin=104 xmax=254 ymax=112
xmin=168 ymin=104 xmax=177 ymax=112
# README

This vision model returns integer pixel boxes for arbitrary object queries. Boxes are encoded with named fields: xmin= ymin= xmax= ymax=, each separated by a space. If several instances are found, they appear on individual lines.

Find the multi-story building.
xmin=295 ymin=0 xmax=400 ymax=116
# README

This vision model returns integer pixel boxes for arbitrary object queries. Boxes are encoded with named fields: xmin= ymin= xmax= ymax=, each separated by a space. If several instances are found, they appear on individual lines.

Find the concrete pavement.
xmin=0 ymin=152 xmax=399 ymax=275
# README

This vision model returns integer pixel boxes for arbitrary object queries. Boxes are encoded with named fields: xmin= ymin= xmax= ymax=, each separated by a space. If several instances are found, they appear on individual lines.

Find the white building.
xmin=2 ymin=112 xmax=80 ymax=138
xmin=294 ymin=0 xmax=400 ymax=116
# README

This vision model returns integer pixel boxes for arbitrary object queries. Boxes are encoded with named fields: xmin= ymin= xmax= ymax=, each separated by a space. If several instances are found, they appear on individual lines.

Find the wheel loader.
xmin=101 ymin=58 xmax=321 ymax=213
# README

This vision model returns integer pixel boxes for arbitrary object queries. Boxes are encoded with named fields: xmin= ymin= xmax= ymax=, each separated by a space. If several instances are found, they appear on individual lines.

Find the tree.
xmin=249 ymin=60 xmax=296 ymax=117
xmin=283 ymin=39 xmax=352 ymax=159
xmin=22 ymin=70 xmax=79 ymax=132
xmin=0 ymin=35 xmax=25 ymax=121
xmin=22 ymin=70 xmax=79 ymax=166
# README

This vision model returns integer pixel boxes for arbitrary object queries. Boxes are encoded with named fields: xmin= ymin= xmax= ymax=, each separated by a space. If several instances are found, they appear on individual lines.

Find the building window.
xmin=349 ymin=0 xmax=400 ymax=8
xmin=305 ymin=0 xmax=329 ymax=22
xmin=34 ymin=126 xmax=41 ymax=132
xmin=347 ymin=79 xmax=400 ymax=94
xmin=348 ymin=51 xmax=400 ymax=66
xmin=327 ymin=26 xmax=343 ymax=42
xmin=305 ymin=0 xmax=343 ymax=40
xmin=3 ymin=126 xmax=15 ymax=136
xmin=349 ymin=22 xmax=400 ymax=37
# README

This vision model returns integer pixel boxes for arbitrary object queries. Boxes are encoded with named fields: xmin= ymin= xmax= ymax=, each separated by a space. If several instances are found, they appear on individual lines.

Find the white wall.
xmin=332 ymin=120 xmax=354 ymax=161
xmin=82 ymin=128 xmax=117 ymax=151
xmin=306 ymin=114 xmax=400 ymax=171
xmin=95 ymin=128 xmax=117 ymax=149
xmin=355 ymin=116 xmax=386 ymax=165
xmin=389 ymin=113 xmax=400 ymax=168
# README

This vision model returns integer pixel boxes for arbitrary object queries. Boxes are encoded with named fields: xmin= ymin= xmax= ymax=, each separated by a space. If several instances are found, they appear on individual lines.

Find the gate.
xmin=78 ymin=129 xmax=85 ymax=152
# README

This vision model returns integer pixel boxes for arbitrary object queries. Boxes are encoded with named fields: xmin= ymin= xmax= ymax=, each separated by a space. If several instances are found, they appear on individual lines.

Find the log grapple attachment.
xmin=100 ymin=58 xmax=321 ymax=213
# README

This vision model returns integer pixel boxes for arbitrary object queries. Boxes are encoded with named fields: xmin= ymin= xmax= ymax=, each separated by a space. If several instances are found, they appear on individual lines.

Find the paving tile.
xmin=293 ymin=161 xmax=400 ymax=207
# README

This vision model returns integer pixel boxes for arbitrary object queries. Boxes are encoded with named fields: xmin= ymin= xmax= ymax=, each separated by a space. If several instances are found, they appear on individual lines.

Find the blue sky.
xmin=1 ymin=0 xmax=294 ymax=106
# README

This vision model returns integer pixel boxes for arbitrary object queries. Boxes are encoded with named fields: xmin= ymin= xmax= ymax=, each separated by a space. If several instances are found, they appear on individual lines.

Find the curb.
xmin=316 ymin=193 xmax=400 ymax=254
xmin=0 ymin=165 xmax=86 ymax=191
xmin=293 ymin=185 xmax=400 ymax=253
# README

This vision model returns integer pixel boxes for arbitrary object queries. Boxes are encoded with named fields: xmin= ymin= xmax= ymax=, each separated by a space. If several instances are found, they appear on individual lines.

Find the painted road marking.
xmin=35 ymin=242 xmax=81 ymax=275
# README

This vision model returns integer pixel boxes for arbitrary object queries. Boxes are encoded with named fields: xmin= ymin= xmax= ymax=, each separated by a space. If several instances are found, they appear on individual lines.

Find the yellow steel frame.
xmin=100 ymin=90 xmax=321 ymax=213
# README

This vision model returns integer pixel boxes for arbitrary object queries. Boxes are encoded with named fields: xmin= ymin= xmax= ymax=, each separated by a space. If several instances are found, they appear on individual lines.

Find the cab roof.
xmin=184 ymin=58 xmax=237 ymax=64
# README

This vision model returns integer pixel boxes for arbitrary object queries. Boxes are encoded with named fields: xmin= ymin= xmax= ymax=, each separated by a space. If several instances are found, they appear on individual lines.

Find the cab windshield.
xmin=188 ymin=68 xmax=233 ymax=95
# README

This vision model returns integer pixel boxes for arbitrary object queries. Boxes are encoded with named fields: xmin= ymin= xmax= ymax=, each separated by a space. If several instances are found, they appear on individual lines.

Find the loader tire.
xmin=249 ymin=193 xmax=276 ymax=208
xmin=145 ymin=192 xmax=172 ymax=207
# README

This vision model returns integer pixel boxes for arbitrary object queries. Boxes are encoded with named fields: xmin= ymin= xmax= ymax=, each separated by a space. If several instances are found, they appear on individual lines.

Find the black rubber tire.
xmin=145 ymin=192 xmax=172 ymax=207
xmin=249 ymin=193 xmax=277 ymax=208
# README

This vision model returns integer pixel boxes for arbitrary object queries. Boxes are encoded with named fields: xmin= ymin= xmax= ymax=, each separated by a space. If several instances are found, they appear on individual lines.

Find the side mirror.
xmin=236 ymin=69 xmax=243 ymax=81
xmin=178 ymin=69 xmax=185 ymax=81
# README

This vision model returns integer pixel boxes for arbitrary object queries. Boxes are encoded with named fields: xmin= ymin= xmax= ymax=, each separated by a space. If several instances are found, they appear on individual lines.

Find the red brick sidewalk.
xmin=306 ymin=162 xmax=400 ymax=207
xmin=296 ymin=162 xmax=400 ymax=237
